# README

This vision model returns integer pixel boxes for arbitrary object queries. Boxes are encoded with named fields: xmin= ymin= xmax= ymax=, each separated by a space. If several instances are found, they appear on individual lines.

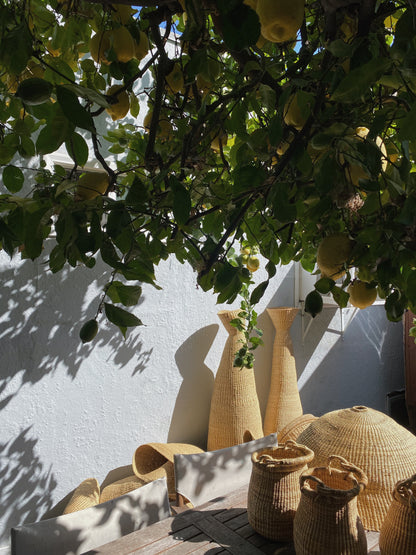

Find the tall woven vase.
xmin=264 ymin=307 xmax=303 ymax=436
xmin=379 ymin=474 xmax=416 ymax=554
xmin=293 ymin=455 xmax=368 ymax=555
xmin=247 ymin=441 xmax=314 ymax=541
xmin=207 ymin=309 xmax=263 ymax=451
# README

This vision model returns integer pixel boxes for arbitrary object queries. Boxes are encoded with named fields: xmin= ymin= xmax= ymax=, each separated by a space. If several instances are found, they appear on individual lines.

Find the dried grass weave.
xmin=297 ymin=405 xmax=416 ymax=531
xmin=379 ymin=474 xmax=416 ymax=554
xmin=293 ymin=455 xmax=368 ymax=555
xmin=247 ymin=441 xmax=314 ymax=542
xmin=277 ymin=413 xmax=318 ymax=443
xmin=133 ymin=442 xmax=204 ymax=498
xmin=63 ymin=478 xmax=100 ymax=514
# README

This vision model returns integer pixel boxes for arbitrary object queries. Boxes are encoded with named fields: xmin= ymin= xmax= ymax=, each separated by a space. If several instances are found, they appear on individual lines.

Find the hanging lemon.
xmin=143 ymin=111 xmax=173 ymax=140
xmin=105 ymin=85 xmax=130 ymax=121
xmin=256 ymin=0 xmax=305 ymax=43
xmin=112 ymin=26 xmax=136 ymax=63
xmin=348 ymin=280 xmax=378 ymax=309
xmin=134 ymin=31 xmax=149 ymax=61
xmin=76 ymin=172 xmax=110 ymax=200
xmin=316 ymin=233 xmax=353 ymax=280
xmin=165 ymin=63 xmax=184 ymax=94
xmin=90 ymin=30 xmax=112 ymax=64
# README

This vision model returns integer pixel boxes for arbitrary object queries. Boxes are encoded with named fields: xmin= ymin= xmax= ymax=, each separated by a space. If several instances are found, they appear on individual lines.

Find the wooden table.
xmin=85 ymin=485 xmax=380 ymax=554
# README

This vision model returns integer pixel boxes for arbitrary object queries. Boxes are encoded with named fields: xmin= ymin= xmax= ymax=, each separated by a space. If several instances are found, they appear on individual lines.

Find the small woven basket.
xmin=293 ymin=455 xmax=368 ymax=555
xmin=379 ymin=474 xmax=416 ymax=554
xmin=247 ymin=440 xmax=314 ymax=542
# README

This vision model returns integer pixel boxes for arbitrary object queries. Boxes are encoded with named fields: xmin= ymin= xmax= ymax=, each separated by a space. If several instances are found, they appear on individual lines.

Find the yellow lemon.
xmin=111 ymin=4 xmax=137 ymax=24
xmin=211 ymin=130 xmax=228 ymax=152
xmin=246 ymin=256 xmax=260 ymax=272
xmin=143 ymin=111 xmax=172 ymax=140
xmin=105 ymin=85 xmax=130 ymax=121
xmin=276 ymin=131 xmax=294 ymax=155
xmin=134 ymin=31 xmax=149 ymax=61
xmin=165 ymin=63 xmax=184 ymax=94
xmin=256 ymin=0 xmax=305 ymax=43
xmin=76 ymin=172 xmax=110 ymax=200
xmin=112 ymin=26 xmax=136 ymax=63
xmin=348 ymin=280 xmax=378 ymax=309
xmin=90 ymin=31 xmax=111 ymax=64
xmin=340 ymin=127 xmax=387 ymax=187
xmin=283 ymin=92 xmax=309 ymax=130
xmin=316 ymin=233 xmax=353 ymax=280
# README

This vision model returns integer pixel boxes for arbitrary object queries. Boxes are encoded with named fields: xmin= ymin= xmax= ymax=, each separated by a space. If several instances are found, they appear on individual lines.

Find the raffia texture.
xmin=379 ymin=474 xmax=416 ymax=554
xmin=63 ymin=478 xmax=100 ymax=514
xmin=277 ymin=413 xmax=318 ymax=443
xmin=99 ymin=464 xmax=147 ymax=504
xmin=207 ymin=309 xmax=263 ymax=451
xmin=263 ymin=308 xmax=303 ymax=436
xmin=297 ymin=405 xmax=416 ymax=531
xmin=247 ymin=441 xmax=314 ymax=541
xmin=293 ymin=455 xmax=368 ymax=555
xmin=133 ymin=442 xmax=204 ymax=499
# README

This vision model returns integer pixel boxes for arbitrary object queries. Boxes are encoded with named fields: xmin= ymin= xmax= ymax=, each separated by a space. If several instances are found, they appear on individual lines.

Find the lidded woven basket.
xmin=379 ymin=474 xmax=416 ymax=554
xmin=247 ymin=441 xmax=314 ymax=541
xmin=297 ymin=405 xmax=416 ymax=531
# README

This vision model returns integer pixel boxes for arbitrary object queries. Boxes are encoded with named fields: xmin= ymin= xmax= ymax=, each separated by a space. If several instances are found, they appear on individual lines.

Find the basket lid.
xmin=297 ymin=405 xmax=416 ymax=531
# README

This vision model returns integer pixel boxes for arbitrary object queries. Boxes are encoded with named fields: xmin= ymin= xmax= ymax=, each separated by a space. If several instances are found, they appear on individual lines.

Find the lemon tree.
xmin=0 ymin=0 xmax=416 ymax=343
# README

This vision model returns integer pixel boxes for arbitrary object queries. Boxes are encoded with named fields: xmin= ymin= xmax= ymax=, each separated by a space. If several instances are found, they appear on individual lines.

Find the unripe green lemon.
xmin=304 ymin=290 xmax=323 ymax=318
xmin=15 ymin=77 xmax=53 ymax=105
xmin=79 ymin=319 xmax=98 ymax=343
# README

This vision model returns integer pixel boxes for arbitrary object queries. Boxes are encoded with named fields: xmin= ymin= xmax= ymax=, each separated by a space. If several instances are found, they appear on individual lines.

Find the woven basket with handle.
xmin=247 ymin=440 xmax=314 ymax=541
xmin=293 ymin=455 xmax=368 ymax=555
xmin=379 ymin=474 xmax=416 ymax=554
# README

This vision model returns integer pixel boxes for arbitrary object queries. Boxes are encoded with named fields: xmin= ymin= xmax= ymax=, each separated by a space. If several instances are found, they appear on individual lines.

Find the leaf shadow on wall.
xmin=168 ymin=325 xmax=218 ymax=450
xmin=0 ymin=427 xmax=57 ymax=545
xmin=0 ymin=254 xmax=152 ymax=401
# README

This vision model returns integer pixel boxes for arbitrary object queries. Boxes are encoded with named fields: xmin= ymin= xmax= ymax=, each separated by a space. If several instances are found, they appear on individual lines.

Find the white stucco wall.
xmin=0 ymin=44 xmax=405 ymax=550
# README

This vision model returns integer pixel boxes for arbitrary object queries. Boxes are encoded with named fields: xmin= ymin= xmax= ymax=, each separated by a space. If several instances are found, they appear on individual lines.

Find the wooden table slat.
xmin=193 ymin=514 xmax=265 ymax=555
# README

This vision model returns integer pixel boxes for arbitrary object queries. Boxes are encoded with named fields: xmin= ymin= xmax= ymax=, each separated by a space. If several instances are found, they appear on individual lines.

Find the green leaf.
xmin=56 ymin=85 xmax=95 ymax=133
xmin=232 ymin=165 xmax=266 ymax=193
xmin=106 ymin=281 xmax=142 ymax=306
xmin=2 ymin=165 xmax=24 ymax=193
xmin=36 ymin=106 xmax=72 ymax=155
xmin=104 ymin=302 xmax=143 ymax=331
xmin=170 ymin=176 xmax=191 ymax=226
xmin=331 ymin=58 xmax=391 ymax=103
xmin=332 ymin=286 xmax=350 ymax=308
xmin=65 ymin=132 xmax=89 ymax=166
xmin=315 ymin=277 xmax=335 ymax=294
xmin=250 ymin=280 xmax=269 ymax=305
xmin=220 ymin=3 xmax=260 ymax=50
xmin=60 ymin=83 xmax=110 ymax=108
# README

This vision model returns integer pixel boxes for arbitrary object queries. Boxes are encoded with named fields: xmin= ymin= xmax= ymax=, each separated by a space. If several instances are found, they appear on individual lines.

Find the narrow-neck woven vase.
xmin=264 ymin=307 xmax=303 ymax=436
xmin=293 ymin=455 xmax=368 ymax=555
xmin=379 ymin=474 xmax=416 ymax=554
xmin=207 ymin=309 xmax=263 ymax=451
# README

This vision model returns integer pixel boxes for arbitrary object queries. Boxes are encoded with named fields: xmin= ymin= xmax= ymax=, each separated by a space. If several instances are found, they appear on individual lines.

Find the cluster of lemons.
xmin=240 ymin=245 xmax=260 ymax=273
xmin=316 ymin=234 xmax=378 ymax=310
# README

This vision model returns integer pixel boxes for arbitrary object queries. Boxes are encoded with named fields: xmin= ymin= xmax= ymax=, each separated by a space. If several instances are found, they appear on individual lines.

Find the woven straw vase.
xmin=247 ymin=441 xmax=314 ymax=541
xmin=207 ymin=309 xmax=263 ymax=451
xmin=263 ymin=308 xmax=303 ymax=436
xmin=379 ymin=474 xmax=416 ymax=554
xmin=293 ymin=455 xmax=368 ymax=555
xmin=297 ymin=405 xmax=416 ymax=531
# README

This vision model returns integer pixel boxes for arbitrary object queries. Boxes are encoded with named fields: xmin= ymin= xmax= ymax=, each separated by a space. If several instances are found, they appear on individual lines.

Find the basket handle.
xmin=327 ymin=455 xmax=368 ymax=491
xmin=394 ymin=474 xmax=416 ymax=510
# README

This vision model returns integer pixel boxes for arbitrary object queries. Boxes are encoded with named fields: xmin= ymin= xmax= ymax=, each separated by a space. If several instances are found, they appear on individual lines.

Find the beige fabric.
xmin=63 ymin=478 xmax=100 ymax=514
xmin=11 ymin=477 xmax=170 ymax=555
xmin=174 ymin=433 xmax=278 ymax=508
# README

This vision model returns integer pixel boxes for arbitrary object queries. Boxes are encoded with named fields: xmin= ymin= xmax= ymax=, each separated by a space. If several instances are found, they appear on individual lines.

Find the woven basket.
xmin=297 ymin=405 xmax=416 ymax=531
xmin=379 ymin=474 xmax=416 ymax=554
xmin=100 ymin=465 xmax=147 ymax=504
xmin=133 ymin=442 xmax=204 ymax=499
xmin=277 ymin=413 xmax=318 ymax=443
xmin=63 ymin=478 xmax=100 ymax=514
xmin=293 ymin=455 xmax=368 ymax=555
xmin=247 ymin=441 xmax=314 ymax=541
xmin=207 ymin=309 xmax=263 ymax=450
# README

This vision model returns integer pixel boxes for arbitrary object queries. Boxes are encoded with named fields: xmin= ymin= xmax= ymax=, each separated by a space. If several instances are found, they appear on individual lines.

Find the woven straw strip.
xmin=63 ymin=478 xmax=100 ymax=514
